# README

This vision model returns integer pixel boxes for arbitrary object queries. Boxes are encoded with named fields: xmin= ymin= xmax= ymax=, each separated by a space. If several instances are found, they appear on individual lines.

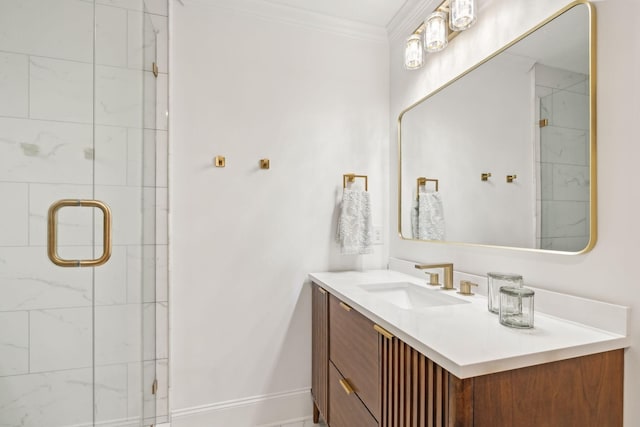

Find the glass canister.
xmin=499 ymin=286 xmax=535 ymax=329
xmin=487 ymin=272 xmax=523 ymax=314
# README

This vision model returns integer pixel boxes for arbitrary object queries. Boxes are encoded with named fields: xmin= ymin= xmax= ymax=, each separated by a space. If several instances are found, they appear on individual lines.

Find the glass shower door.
xmin=0 ymin=0 xmax=156 ymax=426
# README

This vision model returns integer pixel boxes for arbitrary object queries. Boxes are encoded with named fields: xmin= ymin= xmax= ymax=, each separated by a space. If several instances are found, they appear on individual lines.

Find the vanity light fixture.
xmin=404 ymin=34 xmax=424 ymax=69
xmin=404 ymin=0 xmax=478 ymax=70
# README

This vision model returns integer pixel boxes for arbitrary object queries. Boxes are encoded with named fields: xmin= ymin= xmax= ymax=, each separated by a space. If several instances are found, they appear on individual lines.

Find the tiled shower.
xmin=0 ymin=0 xmax=169 ymax=425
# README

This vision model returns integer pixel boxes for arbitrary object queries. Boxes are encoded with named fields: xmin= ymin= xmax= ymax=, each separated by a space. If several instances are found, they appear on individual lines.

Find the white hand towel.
xmin=336 ymin=188 xmax=373 ymax=255
xmin=411 ymin=191 xmax=445 ymax=240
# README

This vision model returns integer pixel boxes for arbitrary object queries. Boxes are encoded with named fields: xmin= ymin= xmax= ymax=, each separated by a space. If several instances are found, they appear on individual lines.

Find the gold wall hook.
xmin=481 ymin=173 xmax=492 ymax=181
xmin=259 ymin=159 xmax=270 ymax=169
xmin=506 ymin=174 xmax=517 ymax=183
xmin=214 ymin=156 xmax=225 ymax=168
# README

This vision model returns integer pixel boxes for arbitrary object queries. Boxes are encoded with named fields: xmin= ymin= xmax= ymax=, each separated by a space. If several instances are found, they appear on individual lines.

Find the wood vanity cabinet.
xmin=311 ymin=282 xmax=624 ymax=427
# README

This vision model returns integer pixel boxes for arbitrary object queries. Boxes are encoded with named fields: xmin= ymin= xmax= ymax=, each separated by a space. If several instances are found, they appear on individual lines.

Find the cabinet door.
xmin=329 ymin=295 xmax=380 ymax=419
xmin=329 ymin=361 xmax=378 ymax=427
xmin=380 ymin=337 xmax=472 ymax=427
xmin=311 ymin=283 xmax=329 ymax=422
xmin=472 ymin=349 xmax=623 ymax=427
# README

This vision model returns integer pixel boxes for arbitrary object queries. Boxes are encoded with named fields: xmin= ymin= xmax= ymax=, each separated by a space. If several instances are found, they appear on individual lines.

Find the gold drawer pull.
xmin=339 ymin=378 xmax=354 ymax=395
xmin=374 ymin=324 xmax=394 ymax=340
xmin=339 ymin=302 xmax=352 ymax=312
xmin=318 ymin=287 xmax=327 ymax=295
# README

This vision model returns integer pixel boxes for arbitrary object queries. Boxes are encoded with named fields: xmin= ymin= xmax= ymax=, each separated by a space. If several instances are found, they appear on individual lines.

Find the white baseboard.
xmin=171 ymin=388 xmax=313 ymax=427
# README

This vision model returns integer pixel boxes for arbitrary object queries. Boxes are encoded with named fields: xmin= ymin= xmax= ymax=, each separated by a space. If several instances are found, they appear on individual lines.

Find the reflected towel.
xmin=411 ymin=192 xmax=445 ymax=240
xmin=336 ymin=188 xmax=373 ymax=255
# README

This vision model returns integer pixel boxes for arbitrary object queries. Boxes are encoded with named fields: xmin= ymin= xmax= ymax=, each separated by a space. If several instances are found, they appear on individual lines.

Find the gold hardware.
xmin=152 ymin=379 xmax=158 ymax=395
xmin=417 ymin=177 xmax=439 ymax=196
xmin=427 ymin=273 xmax=440 ymax=286
xmin=339 ymin=302 xmax=352 ymax=312
xmin=539 ymin=118 xmax=549 ymax=128
xmin=259 ymin=159 xmax=270 ymax=169
xmin=339 ymin=378 xmax=354 ymax=395
xmin=415 ymin=263 xmax=454 ymax=290
xmin=458 ymin=280 xmax=478 ymax=296
xmin=152 ymin=62 xmax=159 ymax=78
xmin=374 ymin=324 xmax=394 ymax=340
xmin=214 ymin=156 xmax=225 ymax=167
xmin=481 ymin=173 xmax=492 ymax=181
xmin=506 ymin=174 xmax=517 ymax=183
xmin=318 ymin=287 xmax=327 ymax=295
xmin=343 ymin=174 xmax=368 ymax=191
xmin=47 ymin=200 xmax=112 ymax=268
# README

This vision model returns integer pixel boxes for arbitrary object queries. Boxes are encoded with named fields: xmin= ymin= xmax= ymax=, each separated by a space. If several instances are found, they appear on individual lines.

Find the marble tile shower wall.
xmin=535 ymin=64 xmax=590 ymax=252
xmin=0 ymin=0 xmax=168 ymax=426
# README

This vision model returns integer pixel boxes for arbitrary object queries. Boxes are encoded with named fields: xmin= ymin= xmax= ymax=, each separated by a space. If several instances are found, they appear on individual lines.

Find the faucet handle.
xmin=458 ymin=280 xmax=478 ymax=296
xmin=427 ymin=273 xmax=440 ymax=286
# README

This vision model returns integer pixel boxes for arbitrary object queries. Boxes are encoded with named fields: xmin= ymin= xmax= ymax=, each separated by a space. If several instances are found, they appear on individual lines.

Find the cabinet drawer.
xmin=329 ymin=361 xmax=378 ymax=427
xmin=329 ymin=295 xmax=379 ymax=418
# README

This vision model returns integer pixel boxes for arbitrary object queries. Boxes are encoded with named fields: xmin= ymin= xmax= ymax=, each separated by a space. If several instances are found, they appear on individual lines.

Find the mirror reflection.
xmin=399 ymin=3 xmax=594 ymax=253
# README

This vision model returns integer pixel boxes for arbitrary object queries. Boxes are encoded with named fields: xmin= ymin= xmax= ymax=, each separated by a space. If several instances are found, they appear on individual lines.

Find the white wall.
xmin=389 ymin=0 xmax=640 ymax=424
xmin=170 ymin=0 xmax=389 ymax=424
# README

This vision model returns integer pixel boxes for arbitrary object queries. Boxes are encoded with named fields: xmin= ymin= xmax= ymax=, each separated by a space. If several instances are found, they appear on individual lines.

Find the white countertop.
xmin=309 ymin=268 xmax=630 ymax=379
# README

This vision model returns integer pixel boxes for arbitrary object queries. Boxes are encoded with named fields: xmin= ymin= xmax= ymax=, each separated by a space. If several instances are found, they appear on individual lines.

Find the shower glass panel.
xmin=0 ymin=0 xmax=156 ymax=426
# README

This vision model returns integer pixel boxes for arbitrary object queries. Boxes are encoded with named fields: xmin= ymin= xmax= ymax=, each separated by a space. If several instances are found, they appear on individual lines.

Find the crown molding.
xmin=387 ymin=0 xmax=441 ymax=42
xmin=178 ymin=0 xmax=388 ymax=43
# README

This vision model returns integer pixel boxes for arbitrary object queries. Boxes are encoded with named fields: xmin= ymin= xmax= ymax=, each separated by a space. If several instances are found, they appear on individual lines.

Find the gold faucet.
xmin=415 ymin=263 xmax=455 ymax=291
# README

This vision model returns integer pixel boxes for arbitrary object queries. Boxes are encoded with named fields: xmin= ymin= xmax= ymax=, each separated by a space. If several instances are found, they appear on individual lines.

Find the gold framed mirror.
xmin=398 ymin=1 xmax=596 ymax=254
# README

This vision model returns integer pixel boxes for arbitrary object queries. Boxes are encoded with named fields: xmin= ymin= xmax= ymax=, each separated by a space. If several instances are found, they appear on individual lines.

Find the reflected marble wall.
xmin=535 ymin=64 xmax=590 ymax=252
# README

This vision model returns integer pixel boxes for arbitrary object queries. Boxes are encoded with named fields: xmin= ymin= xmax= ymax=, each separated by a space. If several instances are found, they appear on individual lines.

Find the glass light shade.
xmin=449 ymin=0 xmax=477 ymax=31
xmin=424 ymin=11 xmax=448 ymax=52
xmin=404 ymin=34 xmax=424 ymax=70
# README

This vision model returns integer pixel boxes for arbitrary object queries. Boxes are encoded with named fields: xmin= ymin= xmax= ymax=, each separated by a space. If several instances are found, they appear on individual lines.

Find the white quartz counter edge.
xmin=309 ymin=269 xmax=630 ymax=379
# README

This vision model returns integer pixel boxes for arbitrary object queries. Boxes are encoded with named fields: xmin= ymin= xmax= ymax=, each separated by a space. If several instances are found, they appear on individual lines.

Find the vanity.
xmin=309 ymin=263 xmax=628 ymax=427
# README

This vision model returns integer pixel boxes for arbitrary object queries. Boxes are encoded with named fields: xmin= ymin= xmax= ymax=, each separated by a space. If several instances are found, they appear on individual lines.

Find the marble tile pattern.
xmin=0 ymin=0 xmax=169 ymax=425
xmin=535 ymin=64 xmax=590 ymax=252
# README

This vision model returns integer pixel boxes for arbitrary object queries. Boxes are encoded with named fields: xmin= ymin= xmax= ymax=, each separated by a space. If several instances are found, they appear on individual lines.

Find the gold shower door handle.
xmin=47 ymin=199 xmax=113 ymax=267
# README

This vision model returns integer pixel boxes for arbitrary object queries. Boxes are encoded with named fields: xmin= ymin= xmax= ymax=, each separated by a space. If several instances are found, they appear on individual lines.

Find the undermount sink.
xmin=359 ymin=282 xmax=470 ymax=310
